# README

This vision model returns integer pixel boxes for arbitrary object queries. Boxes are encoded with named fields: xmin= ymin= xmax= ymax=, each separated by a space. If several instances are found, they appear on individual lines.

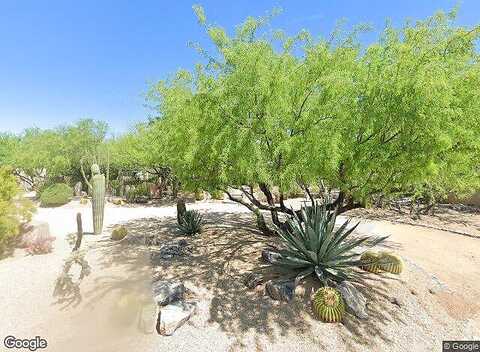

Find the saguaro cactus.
xmin=81 ymin=159 xmax=106 ymax=235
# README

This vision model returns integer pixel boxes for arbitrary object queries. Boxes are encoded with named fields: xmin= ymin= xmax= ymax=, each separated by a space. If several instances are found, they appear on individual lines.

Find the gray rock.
xmin=336 ymin=281 xmax=368 ymax=319
xmin=265 ymin=280 xmax=295 ymax=301
xmin=243 ymin=272 xmax=264 ymax=289
xmin=388 ymin=296 xmax=403 ymax=308
xmin=151 ymin=241 xmax=191 ymax=261
xmin=156 ymin=301 xmax=196 ymax=336
xmin=152 ymin=280 xmax=185 ymax=306
xmin=429 ymin=275 xmax=449 ymax=295
xmin=261 ymin=248 xmax=282 ymax=264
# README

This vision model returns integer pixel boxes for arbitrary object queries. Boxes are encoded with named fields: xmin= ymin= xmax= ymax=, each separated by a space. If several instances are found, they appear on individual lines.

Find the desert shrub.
xmin=210 ymin=190 xmax=224 ymax=200
xmin=111 ymin=225 xmax=128 ymax=241
xmin=126 ymin=183 xmax=150 ymax=203
xmin=0 ymin=167 xmax=34 ymax=255
xmin=178 ymin=210 xmax=203 ymax=235
xmin=40 ymin=183 xmax=72 ymax=207
xmin=194 ymin=189 xmax=204 ymax=201
xmin=270 ymin=200 xmax=387 ymax=285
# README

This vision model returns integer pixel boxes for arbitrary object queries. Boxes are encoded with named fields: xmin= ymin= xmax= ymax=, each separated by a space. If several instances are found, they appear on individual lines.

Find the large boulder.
xmin=152 ymin=280 xmax=185 ymax=306
xmin=156 ymin=301 xmax=196 ymax=336
xmin=336 ymin=281 xmax=368 ymax=319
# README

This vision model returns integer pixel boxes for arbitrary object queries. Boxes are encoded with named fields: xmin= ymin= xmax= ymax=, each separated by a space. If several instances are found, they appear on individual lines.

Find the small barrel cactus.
xmin=312 ymin=287 xmax=345 ymax=323
xmin=378 ymin=252 xmax=404 ymax=274
xmin=360 ymin=251 xmax=381 ymax=273
xmin=111 ymin=225 xmax=128 ymax=241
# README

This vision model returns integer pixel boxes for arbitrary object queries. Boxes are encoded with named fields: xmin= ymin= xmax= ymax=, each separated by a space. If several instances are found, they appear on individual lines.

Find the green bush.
xmin=210 ymin=190 xmax=224 ymax=200
xmin=40 ymin=183 xmax=73 ymax=207
xmin=0 ymin=167 xmax=34 ymax=255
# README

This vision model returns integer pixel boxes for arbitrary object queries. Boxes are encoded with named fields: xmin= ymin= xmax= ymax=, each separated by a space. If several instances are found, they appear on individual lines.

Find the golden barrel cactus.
xmin=378 ymin=252 xmax=403 ymax=274
xmin=312 ymin=287 xmax=345 ymax=323
xmin=360 ymin=251 xmax=381 ymax=273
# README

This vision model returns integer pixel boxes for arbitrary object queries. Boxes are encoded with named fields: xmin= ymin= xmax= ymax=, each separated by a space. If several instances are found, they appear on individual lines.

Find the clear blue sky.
xmin=0 ymin=0 xmax=478 ymax=134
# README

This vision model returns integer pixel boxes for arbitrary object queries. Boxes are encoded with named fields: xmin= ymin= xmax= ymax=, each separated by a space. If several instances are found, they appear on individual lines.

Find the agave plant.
xmin=178 ymin=210 xmax=204 ymax=235
xmin=271 ymin=200 xmax=387 ymax=285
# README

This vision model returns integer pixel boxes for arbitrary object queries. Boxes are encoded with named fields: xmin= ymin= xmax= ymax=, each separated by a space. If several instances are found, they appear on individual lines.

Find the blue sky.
xmin=0 ymin=0 xmax=478 ymax=134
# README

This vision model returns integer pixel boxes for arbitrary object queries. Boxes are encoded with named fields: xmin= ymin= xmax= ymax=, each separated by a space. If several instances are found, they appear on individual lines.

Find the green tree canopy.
xmin=144 ymin=7 xmax=479 ymax=234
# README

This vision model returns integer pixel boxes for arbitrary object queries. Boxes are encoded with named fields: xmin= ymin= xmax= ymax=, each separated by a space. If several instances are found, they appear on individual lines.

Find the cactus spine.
xmin=312 ymin=287 xmax=345 ymax=323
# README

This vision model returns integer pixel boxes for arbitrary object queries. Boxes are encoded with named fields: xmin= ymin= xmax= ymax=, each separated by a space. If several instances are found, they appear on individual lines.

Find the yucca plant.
xmin=271 ymin=200 xmax=387 ymax=286
xmin=178 ymin=210 xmax=203 ymax=235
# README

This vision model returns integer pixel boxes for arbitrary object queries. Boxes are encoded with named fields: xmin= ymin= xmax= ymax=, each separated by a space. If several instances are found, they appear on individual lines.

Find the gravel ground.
xmin=0 ymin=199 xmax=478 ymax=352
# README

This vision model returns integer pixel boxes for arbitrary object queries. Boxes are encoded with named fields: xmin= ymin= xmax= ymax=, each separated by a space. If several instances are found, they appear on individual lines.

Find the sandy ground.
xmin=0 ymin=199 xmax=479 ymax=352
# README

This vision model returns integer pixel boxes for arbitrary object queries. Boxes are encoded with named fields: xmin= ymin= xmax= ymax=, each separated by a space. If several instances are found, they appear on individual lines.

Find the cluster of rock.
xmin=150 ymin=239 xmax=191 ymax=263
xmin=152 ymin=280 xmax=196 ymax=335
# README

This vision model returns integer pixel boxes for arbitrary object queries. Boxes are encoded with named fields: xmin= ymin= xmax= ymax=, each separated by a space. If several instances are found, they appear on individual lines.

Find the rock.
xmin=151 ymin=241 xmax=191 ymax=262
xmin=243 ymin=272 xmax=264 ymax=289
xmin=428 ymin=275 xmax=449 ymax=295
xmin=410 ymin=289 xmax=418 ymax=295
xmin=388 ymin=296 xmax=403 ymax=308
xmin=156 ymin=301 xmax=196 ymax=336
xmin=74 ymin=182 xmax=83 ymax=196
xmin=261 ymin=248 xmax=282 ymax=264
xmin=152 ymin=280 xmax=185 ymax=306
xmin=265 ymin=280 xmax=295 ymax=302
xmin=336 ymin=281 xmax=368 ymax=319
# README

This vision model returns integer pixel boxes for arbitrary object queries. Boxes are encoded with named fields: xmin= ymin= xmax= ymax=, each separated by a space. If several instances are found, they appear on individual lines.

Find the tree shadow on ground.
xmin=116 ymin=210 xmax=404 ymax=349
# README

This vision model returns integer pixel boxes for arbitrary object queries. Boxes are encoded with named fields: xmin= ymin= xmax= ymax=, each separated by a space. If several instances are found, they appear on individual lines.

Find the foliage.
xmin=178 ymin=209 xmax=204 ymax=235
xmin=270 ymin=201 xmax=387 ymax=285
xmin=312 ymin=287 xmax=345 ymax=323
xmin=142 ymin=6 xmax=479 ymax=233
xmin=211 ymin=190 xmax=224 ymax=200
xmin=125 ymin=183 xmax=150 ymax=203
xmin=1 ymin=119 xmax=108 ymax=190
xmin=40 ymin=183 xmax=73 ymax=207
xmin=0 ymin=167 xmax=34 ymax=255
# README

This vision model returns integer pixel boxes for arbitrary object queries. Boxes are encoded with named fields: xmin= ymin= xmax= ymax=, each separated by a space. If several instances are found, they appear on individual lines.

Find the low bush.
xmin=0 ymin=167 xmax=34 ymax=255
xmin=40 ymin=183 xmax=73 ymax=207
xmin=210 ymin=190 xmax=224 ymax=200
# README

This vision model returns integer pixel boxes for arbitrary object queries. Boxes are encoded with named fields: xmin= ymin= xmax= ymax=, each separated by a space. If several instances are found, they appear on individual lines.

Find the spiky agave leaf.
xmin=272 ymin=200 xmax=388 ymax=285
xmin=178 ymin=210 xmax=203 ymax=235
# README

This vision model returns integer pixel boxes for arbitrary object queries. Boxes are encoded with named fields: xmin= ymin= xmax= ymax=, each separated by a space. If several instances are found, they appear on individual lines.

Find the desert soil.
xmin=0 ymin=199 xmax=479 ymax=352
